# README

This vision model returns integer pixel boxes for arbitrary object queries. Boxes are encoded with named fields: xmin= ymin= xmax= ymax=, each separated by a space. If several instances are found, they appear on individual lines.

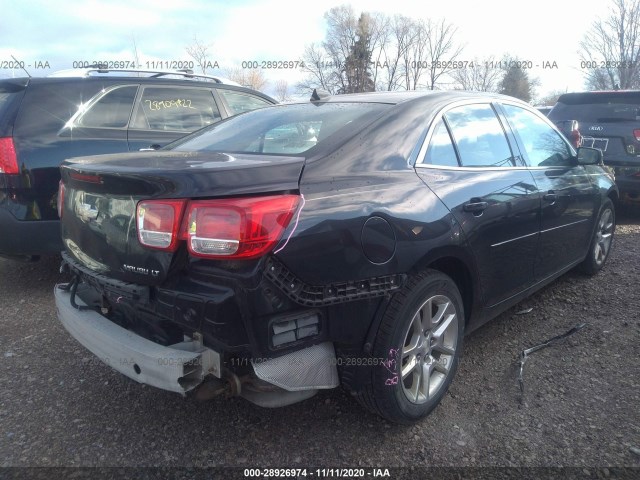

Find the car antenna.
xmin=11 ymin=55 xmax=31 ymax=78
xmin=310 ymin=88 xmax=330 ymax=102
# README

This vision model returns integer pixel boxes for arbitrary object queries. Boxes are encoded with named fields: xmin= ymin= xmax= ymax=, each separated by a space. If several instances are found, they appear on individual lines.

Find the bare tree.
xmin=226 ymin=68 xmax=268 ymax=91
xmin=185 ymin=35 xmax=214 ymax=74
xmin=451 ymin=57 xmax=502 ymax=92
xmin=423 ymin=19 xmax=465 ymax=90
xmin=318 ymin=4 xmax=359 ymax=93
xmin=580 ymin=0 xmax=640 ymax=89
xmin=366 ymin=12 xmax=391 ymax=90
xmin=299 ymin=7 xmax=464 ymax=92
xmin=298 ymin=43 xmax=335 ymax=93
xmin=403 ymin=20 xmax=429 ymax=90
xmin=379 ymin=15 xmax=417 ymax=91
xmin=273 ymin=79 xmax=291 ymax=102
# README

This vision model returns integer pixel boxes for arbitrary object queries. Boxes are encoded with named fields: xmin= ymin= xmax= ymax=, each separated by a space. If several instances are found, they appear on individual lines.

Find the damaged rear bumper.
xmin=54 ymin=283 xmax=340 ymax=404
xmin=54 ymin=284 xmax=221 ymax=394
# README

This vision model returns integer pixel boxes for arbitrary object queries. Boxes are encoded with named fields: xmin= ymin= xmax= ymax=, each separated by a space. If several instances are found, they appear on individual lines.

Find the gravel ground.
xmin=0 ymin=209 xmax=639 ymax=477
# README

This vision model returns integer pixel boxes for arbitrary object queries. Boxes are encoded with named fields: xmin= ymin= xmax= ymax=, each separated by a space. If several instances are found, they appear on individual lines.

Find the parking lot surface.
xmin=1 ymin=211 xmax=639 ymax=476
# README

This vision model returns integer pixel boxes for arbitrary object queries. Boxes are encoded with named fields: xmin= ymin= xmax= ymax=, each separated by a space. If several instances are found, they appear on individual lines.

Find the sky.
xmin=0 ymin=0 xmax=613 ymax=102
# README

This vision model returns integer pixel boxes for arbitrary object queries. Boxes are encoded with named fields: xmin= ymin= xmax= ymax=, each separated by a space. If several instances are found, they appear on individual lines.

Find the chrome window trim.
xmin=414 ymin=98 xmax=576 ymax=171
xmin=415 ymin=99 xmax=518 ymax=170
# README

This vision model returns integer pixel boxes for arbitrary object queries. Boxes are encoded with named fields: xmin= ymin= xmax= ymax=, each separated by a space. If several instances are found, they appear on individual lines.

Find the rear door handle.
xmin=463 ymin=200 xmax=488 ymax=213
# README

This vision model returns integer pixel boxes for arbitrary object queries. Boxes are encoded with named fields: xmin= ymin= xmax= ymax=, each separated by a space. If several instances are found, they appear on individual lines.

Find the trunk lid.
xmin=60 ymin=151 xmax=304 ymax=284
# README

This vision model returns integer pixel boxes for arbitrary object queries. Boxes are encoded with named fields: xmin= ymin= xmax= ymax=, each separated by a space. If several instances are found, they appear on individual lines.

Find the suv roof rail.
xmin=48 ymin=67 xmax=241 ymax=86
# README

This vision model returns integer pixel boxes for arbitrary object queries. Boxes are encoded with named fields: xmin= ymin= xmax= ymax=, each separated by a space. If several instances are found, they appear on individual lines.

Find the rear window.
xmin=0 ymin=93 xmax=16 ymax=113
xmin=0 ymin=82 xmax=27 ymax=133
xmin=170 ymin=103 xmax=390 ymax=155
xmin=549 ymin=93 xmax=640 ymax=122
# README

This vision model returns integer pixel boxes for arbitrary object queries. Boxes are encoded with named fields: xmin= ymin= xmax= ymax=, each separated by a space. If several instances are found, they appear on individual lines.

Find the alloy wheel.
xmin=594 ymin=208 xmax=614 ymax=266
xmin=400 ymin=295 xmax=458 ymax=404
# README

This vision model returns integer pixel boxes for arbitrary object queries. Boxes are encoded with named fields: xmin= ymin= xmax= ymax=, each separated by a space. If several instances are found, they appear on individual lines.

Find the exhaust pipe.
xmin=194 ymin=370 xmax=242 ymax=401
xmin=193 ymin=371 xmax=318 ymax=407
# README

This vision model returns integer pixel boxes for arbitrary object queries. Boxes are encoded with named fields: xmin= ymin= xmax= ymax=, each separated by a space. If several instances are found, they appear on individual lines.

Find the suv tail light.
xmin=0 ymin=137 xmax=18 ymax=174
xmin=183 ymin=195 xmax=300 ymax=259
xmin=136 ymin=199 xmax=187 ymax=251
xmin=633 ymin=129 xmax=640 ymax=142
xmin=569 ymin=121 xmax=582 ymax=149
xmin=57 ymin=180 xmax=65 ymax=218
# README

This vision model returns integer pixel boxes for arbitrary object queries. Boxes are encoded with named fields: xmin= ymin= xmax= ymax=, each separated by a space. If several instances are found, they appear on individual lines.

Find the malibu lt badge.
xmin=122 ymin=264 xmax=160 ymax=276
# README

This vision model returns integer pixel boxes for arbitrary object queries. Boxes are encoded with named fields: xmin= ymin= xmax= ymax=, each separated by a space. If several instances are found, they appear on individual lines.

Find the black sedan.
xmin=55 ymin=90 xmax=617 ymax=424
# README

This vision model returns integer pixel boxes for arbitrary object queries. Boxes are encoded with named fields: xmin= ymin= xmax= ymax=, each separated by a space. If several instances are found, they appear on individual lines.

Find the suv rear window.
xmin=76 ymin=85 xmax=138 ymax=128
xmin=549 ymin=93 xmax=640 ymax=122
xmin=0 ymin=82 xmax=26 ymax=133
xmin=0 ymin=93 xmax=16 ymax=115
xmin=171 ymin=103 xmax=390 ymax=155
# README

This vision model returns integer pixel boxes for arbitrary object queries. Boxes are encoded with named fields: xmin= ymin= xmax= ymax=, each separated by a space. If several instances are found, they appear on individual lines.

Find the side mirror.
xmin=576 ymin=147 xmax=602 ymax=165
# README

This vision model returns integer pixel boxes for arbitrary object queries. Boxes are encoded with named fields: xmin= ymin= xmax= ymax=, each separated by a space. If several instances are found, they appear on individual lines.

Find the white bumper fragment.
xmin=54 ymin=285 xmax=220 ymax=394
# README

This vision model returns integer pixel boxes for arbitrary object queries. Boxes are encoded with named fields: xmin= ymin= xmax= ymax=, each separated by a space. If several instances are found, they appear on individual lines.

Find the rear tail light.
xmin=135 ymin=194 xmax=300 ymax=258
xmin=633 ymin=129 xmax=640 ymax=142
xmin=0 ymin=137 xmax=18 ymax=174
xmin=184 ymin=195 xmax=300 ymax=259
xmin=57 ymin=180 xmax=65 ymax=218
xmin=136 ymin=199 xmax=187 ymax=251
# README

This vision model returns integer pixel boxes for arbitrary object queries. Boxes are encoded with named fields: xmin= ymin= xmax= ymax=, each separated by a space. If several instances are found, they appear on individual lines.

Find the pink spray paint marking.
xmin=273 ymin=193 xmax=306 ymax=255
xmin=382 ymin=348 xmax=400 ymax=386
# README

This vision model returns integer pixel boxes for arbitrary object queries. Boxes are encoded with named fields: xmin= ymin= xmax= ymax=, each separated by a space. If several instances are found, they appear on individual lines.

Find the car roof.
xmin=47 ymin=68 xmax=240 ymax=85
xmin=557 ymin=90 xmax=640 ymax=104
xmin=295 ymin=89 xmax=527 ymax=107
xmin=0 ymin=74 xmax=276 ymax=103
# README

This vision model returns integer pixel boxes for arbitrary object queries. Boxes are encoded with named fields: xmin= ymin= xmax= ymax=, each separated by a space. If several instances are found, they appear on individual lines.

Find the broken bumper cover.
xmin=54 ymin=284 xmax=220 ymax=394
xmin=252 ymin=342 xmax=339 ymax=391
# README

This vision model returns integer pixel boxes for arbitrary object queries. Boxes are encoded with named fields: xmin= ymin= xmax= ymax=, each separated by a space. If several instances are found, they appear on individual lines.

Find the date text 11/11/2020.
xmin=243 ymin=468 xmax=391 ymax=477
xmin=227 ymin=356 xmax=449 ymax=368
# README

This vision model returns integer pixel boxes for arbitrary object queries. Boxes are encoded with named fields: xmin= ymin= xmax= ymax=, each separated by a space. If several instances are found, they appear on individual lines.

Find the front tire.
xmin=581 ymin=198 xmax=615 ymax=275
xmin=359 ymin=270 xmax=464 ymax=424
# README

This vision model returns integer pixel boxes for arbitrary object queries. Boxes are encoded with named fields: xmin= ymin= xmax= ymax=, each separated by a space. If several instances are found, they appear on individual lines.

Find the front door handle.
xmin=463 ymin=200 xmax=488 ymax=213
xmin=543 ymin=192 xmax=557 ymax=202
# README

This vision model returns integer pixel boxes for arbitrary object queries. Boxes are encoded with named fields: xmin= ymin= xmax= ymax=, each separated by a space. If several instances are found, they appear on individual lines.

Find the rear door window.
xmin=502 ymin=104 xmax=572 ymax=167
xmin=444 ymin=104 xmax=516 ymax=167
xmin=422 ymin=118 xmax=459 ymax=167
xmin=131 ymin=87 xmax=222 ymax=132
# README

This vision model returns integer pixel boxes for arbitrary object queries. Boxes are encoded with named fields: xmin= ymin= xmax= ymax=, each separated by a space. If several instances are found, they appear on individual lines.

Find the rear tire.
xmin=581 ymin=199 xmax=615 ymax=275
xmin=357 ymin=270 xmax=464 ymax=424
